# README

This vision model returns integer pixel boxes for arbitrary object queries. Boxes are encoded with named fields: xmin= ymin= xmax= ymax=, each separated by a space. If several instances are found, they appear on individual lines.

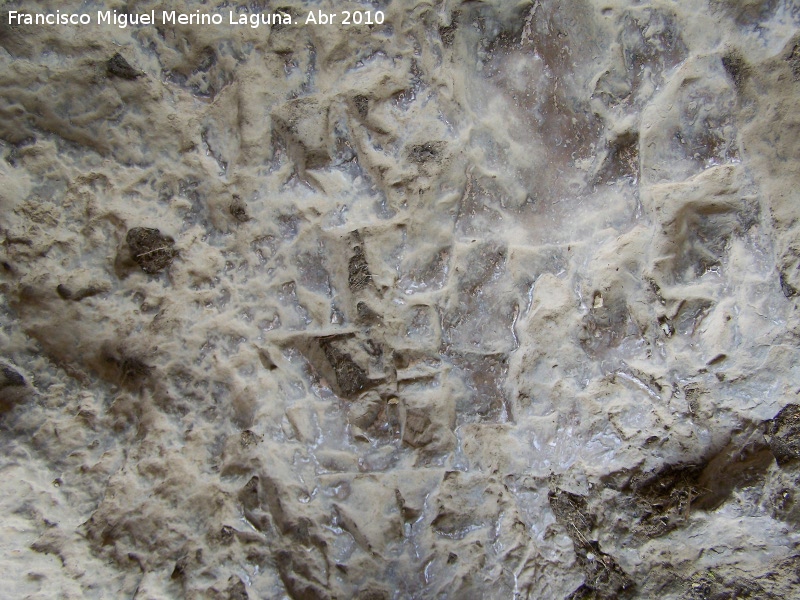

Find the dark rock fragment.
xmin=683 ymin=572 xmax=767 ymax=600
xmin=353 ymin=95 xmax=369 ymax=118
xmin=101 ymin=345 xmax=153 ymax=387
xmin=1 ymin=364 xmax=25 ymax=388
xmin=395 ymin=489 xmax=421 ymax=523
xmin=439 ymin=24 xmax=457 ymax=46
xmin=171 ymin=554 xmax=190 ymax=580
xmin=229 ymin=196 xmax=250 ymax=222
xmin=126 ymin=227 xmax=176 ymax=274
xmin=275 ymin=549 xmax=331 ymax=600
xmin=356 ymin=301 xmax=381 ymax=324
xmin=218 ymin=525 xmax=236 ymax=546
xmin=769 ymin=404 xmax=800 ymax=466
xmin=225 ymin=576 xmax=249 ymax=600
xmin=348 ymin=245 xmax=371 ymax=292
xmin=56 ymin=284 xmax=72 ymax=299
xmin=403 ymin=409 xmax=435 ymax=449
xmin=439 ymin=13 xmax=459 ymax=47
xmin=629 ymin=463 xmax=704 ymax=538
xmin=238 ymin=476 xmax=261 ymax=511
xmin=570 ymin=541 xmax=635 ymax=600
xmin=356 ymin=586 xmax=390 ymax=600
xmin=549 ymin=489 xmax=595 ymax=537
xmin=271 ymin=7 xmax=294 ymax=31
xmin=57 ymin=284 xmax=105 ymax=301
xmin=722 ymin=49 xmax=749 ymax=90
xmin=107 ymin=53 xmax=141 ymax=80
xmin=73 ymin=287 xmax=104 ymax=300
xmin=780 ymin=271 xmax=798 ymax=298
xmin=320 ymin=338 xmax=371 ymax=398
xmin=196 ymin=46 xmax=217 ymax=72
xmin=787 ymin=43 xmax=800 ymax=80
xmin=549 ymin=488 xmax=635 ymax=598
xmin=257 ymin=348 xmax=277 ymax=371
xmin=0 ymin=362 xmax=30 ymax=414
xmin=596 ymin=131 xmax=639 ymax=184
xmin=407 ymin=141 xmax=444 ymax=164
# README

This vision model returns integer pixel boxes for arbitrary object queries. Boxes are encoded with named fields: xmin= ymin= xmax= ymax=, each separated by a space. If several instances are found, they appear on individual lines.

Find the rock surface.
xmin=1 ymin=0 xmax=800 ymax=598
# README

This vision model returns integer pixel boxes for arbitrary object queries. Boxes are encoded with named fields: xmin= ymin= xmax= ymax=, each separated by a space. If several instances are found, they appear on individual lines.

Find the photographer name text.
xmin=7 ymin=9 xmax=385 ymax=29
